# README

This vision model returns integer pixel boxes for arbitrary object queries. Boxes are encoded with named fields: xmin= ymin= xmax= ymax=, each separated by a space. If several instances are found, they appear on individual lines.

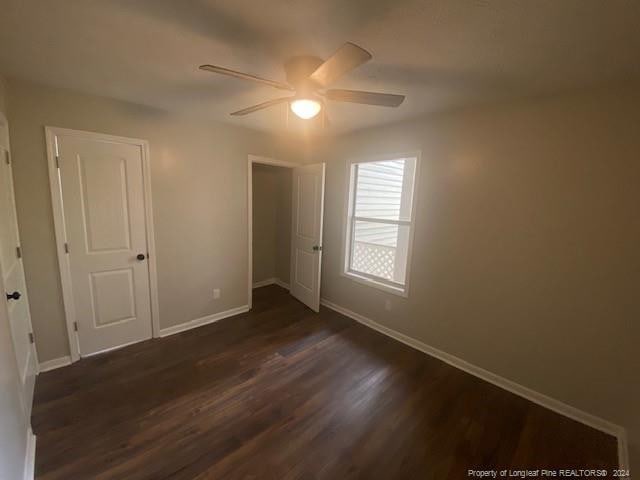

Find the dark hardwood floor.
xmin=33 ymin=285 xmax=617 ymax=479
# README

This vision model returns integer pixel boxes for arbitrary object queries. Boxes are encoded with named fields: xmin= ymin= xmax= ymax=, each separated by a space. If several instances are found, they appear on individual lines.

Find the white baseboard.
xmin=253 ymin=277 xmax=290 ymax=290
xmin=253 ymin=277 xmax=289 ymax=290
xmin=253 ymin=278 xmax=277 ymax=289
xmin=23 ymin=428 xmax=36 ymax=480
xmin=273 ymin=278 xmax=290 ymax=290
xmin=39 ymin=355 xmax=72 ymax=372
xmin=320 ymin=298 xmax=629 ymax=470
xmin=159 ymin=305 xmax=249 ymax=337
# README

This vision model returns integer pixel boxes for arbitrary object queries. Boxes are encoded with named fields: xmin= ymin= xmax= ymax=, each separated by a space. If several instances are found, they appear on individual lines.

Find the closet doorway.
xmin=247 ymin=155 xmax=326 ymax=312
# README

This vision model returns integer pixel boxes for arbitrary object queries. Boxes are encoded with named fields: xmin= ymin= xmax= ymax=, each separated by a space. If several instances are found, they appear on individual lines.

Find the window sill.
xmin=341 ymin=271 xmax=409 ymax=298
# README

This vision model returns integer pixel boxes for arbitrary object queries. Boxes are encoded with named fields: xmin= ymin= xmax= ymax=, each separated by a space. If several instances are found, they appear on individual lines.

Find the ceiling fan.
xmin=199 ymin=42 xmax=405 ymax=120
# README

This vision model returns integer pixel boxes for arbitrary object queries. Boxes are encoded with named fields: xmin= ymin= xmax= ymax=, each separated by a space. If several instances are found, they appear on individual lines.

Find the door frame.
xmin=45 ymin=127 xmax=160 ymax=362
xmin=247 ymin=154 xmax=301 ymax=309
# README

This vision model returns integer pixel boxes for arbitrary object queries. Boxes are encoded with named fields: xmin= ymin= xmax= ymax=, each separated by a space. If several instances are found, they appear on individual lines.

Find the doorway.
xmin=46 ymin=127 xmax=160 ymax=361
xmin=247 ymin=155 xmax=326 ymax=312
xmin=251 ymin=162 xmax=292 ymax=291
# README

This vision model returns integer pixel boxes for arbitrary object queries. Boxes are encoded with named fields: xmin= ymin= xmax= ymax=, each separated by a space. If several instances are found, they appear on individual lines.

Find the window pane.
xmin=350 ymin=220 xmax=410 ymax=284
xmin=354 ymin=158 xmax=415 ymax=221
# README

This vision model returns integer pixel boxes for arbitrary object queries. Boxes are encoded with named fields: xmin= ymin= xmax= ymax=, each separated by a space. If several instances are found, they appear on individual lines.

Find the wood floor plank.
xmin=32 ymin=285 xmax=618 ymax=479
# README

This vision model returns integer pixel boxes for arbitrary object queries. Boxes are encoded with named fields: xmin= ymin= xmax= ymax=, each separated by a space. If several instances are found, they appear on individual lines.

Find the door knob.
xmin=312 ymin=245 xmax=322 ymax=251
xmin=6 ymin=291 xmax=21 ymax=301
xmin=136 ymin=253 xmax=146 ymax=261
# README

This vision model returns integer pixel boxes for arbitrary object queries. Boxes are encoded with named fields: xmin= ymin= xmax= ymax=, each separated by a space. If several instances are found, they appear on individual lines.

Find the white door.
xmin=290 ymin=163 xmax=325 ymax=312
xmin=0 ymin=117 xmax=38 ymax=417
xmin=56 ymin=132 xmax=153 ymax=356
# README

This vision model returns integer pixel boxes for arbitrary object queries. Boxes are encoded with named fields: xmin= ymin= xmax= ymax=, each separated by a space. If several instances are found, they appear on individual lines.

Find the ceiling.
xmin=1 ymin=0 xmax=639 ymax=134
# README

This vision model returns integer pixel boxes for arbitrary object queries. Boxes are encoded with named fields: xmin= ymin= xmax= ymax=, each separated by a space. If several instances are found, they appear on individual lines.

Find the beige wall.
xmin=275 ymin=167 xmax=292 ymax=283
xmin=252 ymin=165 xmax=278 ymax=283
xmin=0 ymin=75 xmax=6 ymax=113
xmin=6 ymin=79 xmax=304 ymax=362
xmin=0 ymin=74 xmax=31 ymax=480
xmin=318 ymin=85 xmax=640 ymax=472
xmin=252 ymin=164 xmax=291 ymax=284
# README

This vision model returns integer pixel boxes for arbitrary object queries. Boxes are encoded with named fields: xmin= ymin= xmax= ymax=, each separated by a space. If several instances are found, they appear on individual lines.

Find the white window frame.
xmin=341 ymin=152 xmax=420 ymax=297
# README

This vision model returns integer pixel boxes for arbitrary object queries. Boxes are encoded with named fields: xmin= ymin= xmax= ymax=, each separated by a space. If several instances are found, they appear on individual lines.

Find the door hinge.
xmin=64 ymin=242 xmax=69 ymax=253
xmin=16 ymin=246 xmax=22 ymax=259
xmin=55 ymin=155 xmax=60 ymax=169
xmin=4 ymin=151 xmax=10 ymax=165
xmin=73 ymin=321 xmax=78 ymax=332
xmin=28 ymin=332 xmax=35 ymax=344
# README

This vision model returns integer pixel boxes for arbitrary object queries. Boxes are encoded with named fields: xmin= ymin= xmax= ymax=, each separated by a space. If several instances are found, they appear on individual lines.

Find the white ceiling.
xmin=1 ymin=0 xmax=639 ymax=134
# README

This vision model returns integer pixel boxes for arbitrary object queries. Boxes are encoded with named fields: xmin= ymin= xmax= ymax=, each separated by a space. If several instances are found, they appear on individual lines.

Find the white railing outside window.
xmin=352 ymin=241 xmax=396 ymax=281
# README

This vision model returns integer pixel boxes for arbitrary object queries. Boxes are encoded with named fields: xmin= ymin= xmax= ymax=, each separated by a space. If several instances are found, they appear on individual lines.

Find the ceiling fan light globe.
xmin=290 ymin=99 xmax=321 ymax=119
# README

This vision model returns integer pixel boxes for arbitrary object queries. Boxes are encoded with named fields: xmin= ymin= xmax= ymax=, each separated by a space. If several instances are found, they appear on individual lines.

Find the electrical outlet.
xmin=213 ymin=288 xmax=221 ymax=299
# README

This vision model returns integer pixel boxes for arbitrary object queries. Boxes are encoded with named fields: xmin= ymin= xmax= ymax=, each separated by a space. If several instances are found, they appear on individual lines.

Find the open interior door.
xmin=0 ymin=118 xmax=38 ymax=418
xmin=290 ymin=163 xmax=325 ymax=312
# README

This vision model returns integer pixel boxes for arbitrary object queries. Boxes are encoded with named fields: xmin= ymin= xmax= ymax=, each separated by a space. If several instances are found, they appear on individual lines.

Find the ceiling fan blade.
xmin=309 ymin=42 xmax=372 ymax=88
xmin=318 ymin=99 xmax=330 ymax=129
xmin=230 ymin=97 xmax=292 ymax=116
xmin=199 ymin=64 xmax=293 ymax=91
xmin=325 ymin=89 xmax=405 ymax=107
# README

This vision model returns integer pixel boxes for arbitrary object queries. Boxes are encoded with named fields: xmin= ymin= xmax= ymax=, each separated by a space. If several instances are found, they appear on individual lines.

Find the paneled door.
xmin=289 ymin=163 xmax=325 ymax=312
xmin=0 ymin=114 xmax=38 ymax=417
xmin=53 ymin=130 xmax=154 ymax=356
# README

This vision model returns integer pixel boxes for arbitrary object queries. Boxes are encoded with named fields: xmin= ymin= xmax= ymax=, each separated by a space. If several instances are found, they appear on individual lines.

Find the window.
xmin=343 ymin=154 xmax=419 ymax=296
